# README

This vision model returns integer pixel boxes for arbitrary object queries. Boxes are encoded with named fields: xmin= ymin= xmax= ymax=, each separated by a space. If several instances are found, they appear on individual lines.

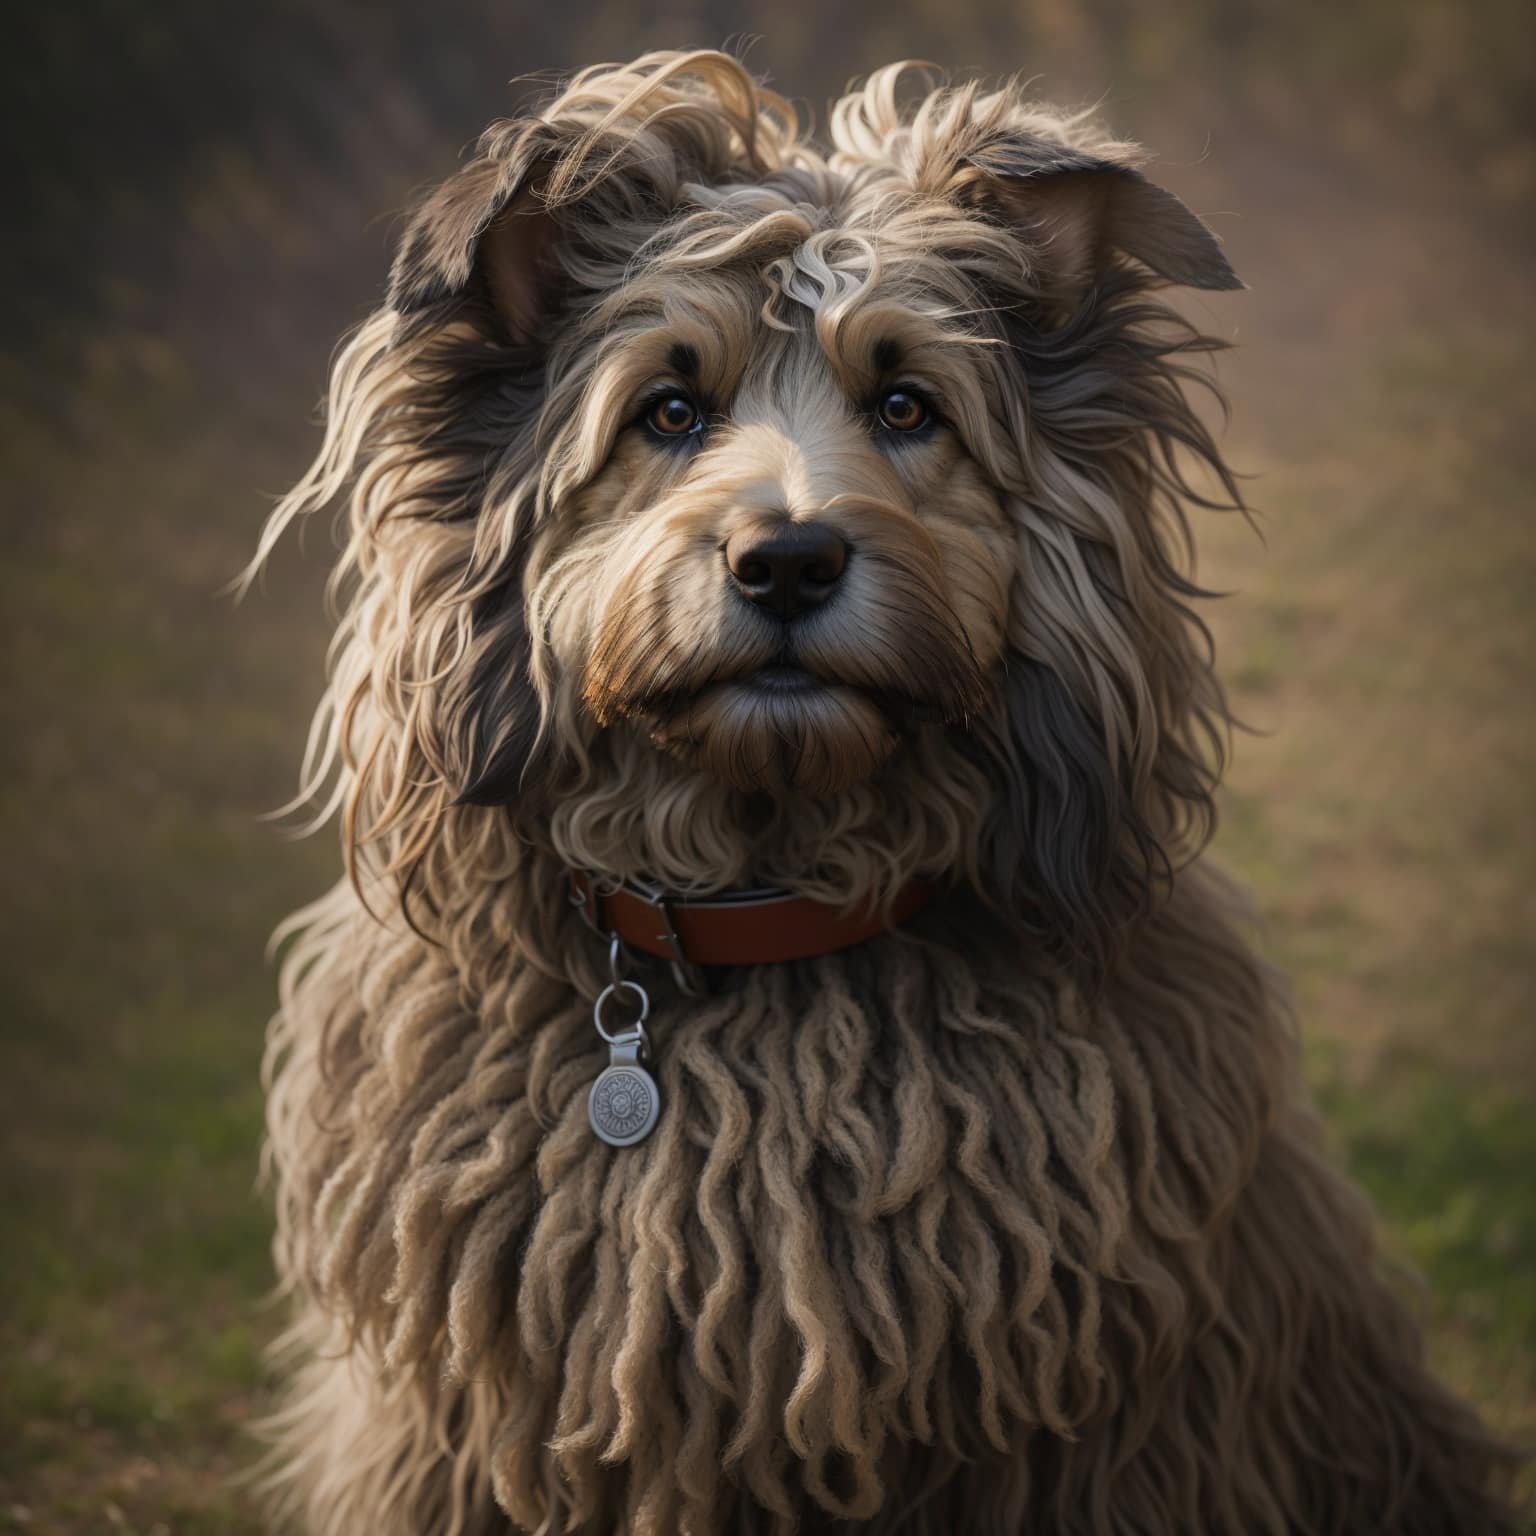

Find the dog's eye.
xmin=878 ymin=390 xmax=929 ymax=433
xmin=646 ymin=395 xmax=701 ymax=438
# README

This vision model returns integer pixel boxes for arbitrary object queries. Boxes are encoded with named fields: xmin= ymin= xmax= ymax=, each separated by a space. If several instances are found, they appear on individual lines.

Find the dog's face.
xmin=554 ymin=284 xmax=1012 ymax=796
xmin=281 ymin=52 xmax=1243 ymax=960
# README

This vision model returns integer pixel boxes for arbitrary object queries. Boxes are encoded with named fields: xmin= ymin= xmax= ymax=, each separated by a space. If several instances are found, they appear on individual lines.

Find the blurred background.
xmin=2 ymin=2 xmax=1532 ymax=1528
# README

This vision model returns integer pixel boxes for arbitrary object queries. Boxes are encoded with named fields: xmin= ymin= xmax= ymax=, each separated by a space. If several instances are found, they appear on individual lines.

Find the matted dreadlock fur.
xmin=248 ymin=49 xmax=1523 ymax=1535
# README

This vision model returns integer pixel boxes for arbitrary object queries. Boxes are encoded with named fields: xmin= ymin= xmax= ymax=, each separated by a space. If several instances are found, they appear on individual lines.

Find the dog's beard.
xmin=647 ymin=676 xmax=900 ymax=796
xmin=581 ymin=583 xmax=988 ymax=797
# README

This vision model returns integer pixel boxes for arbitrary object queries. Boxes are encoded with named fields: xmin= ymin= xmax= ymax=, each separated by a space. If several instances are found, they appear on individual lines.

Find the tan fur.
xmin=249 ymin=50 xmax=1523 ymax=1534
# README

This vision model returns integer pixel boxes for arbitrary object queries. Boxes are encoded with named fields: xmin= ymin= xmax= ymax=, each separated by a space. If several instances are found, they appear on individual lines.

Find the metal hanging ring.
xmin=593 ymin=979 xmax=651 ymax=1043
xmin=607 ymin=933 xmax=630 ymax=990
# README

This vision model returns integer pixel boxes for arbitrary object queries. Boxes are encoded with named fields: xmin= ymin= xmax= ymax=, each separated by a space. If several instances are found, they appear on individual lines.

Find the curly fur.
xmin=249 ymin=49 xmax=1523 ymax=1534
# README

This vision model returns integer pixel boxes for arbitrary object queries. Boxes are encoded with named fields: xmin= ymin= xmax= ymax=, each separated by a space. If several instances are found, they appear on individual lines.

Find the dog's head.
xmin=261 ymin=51 xmax=1241 ymax=967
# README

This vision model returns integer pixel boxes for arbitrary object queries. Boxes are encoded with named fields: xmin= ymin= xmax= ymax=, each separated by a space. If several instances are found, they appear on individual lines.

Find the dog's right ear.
xmin=387 ymin=130 xmax=568 ymax=344
xmin=444 ymin=582 xmax=546 ymax=809
xmin=385 ymin=134 xmax=569 ymax=808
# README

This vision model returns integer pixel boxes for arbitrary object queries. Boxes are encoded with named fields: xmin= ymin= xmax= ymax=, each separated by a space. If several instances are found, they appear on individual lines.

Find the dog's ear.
xmin=384 ymin=134 xmax=574 ymax=809
xmin=961 ymin=139 xmax=1241 ymax=298
xmin=973 ymin=656 xmax=1171 ymax=974
xmin=388 ymin=130 xmax=571 ymax=344
xmin=444 ymin=583 xmax=544 ymax=808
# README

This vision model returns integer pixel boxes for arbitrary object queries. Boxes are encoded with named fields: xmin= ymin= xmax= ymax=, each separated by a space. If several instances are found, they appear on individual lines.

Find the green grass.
xmin=0 ymin=384 xmax=331 ymax=1528
xmin=1203 ymin=328 xmax=1536 ymax=1472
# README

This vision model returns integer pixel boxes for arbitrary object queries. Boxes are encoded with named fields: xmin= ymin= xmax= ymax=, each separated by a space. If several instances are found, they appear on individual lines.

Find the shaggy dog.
xmin=250 ymin=50 xmax=1522 ymax=1534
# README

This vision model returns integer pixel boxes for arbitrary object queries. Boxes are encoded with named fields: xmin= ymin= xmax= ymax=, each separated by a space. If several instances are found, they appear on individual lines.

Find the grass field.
xmin=1 ymin=51 xmax=1531 ymax=1532
xmin=1204 ymin=326 xmax=1536 ymax=1462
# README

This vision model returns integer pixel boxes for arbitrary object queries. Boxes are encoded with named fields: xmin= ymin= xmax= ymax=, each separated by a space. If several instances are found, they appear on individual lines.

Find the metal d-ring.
xmin=593 ymin=978 xmax=651 ymax=1045
xmin=606 ymin=933 xmax=630 ymax=990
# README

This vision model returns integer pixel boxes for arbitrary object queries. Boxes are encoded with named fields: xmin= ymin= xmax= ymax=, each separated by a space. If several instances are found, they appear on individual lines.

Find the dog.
xmin=250 ymin=49 xmax=1522 ymax=1534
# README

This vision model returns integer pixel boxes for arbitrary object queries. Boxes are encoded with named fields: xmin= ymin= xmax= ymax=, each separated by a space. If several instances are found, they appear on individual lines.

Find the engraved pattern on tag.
xmin=588 ymin=1062 xmax=660 ymax=1147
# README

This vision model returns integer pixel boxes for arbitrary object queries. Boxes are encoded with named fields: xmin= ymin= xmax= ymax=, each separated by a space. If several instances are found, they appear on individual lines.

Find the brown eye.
xmin=878 ymin=390 xmax=929 ymax=433
xmin=647 ymin=395 xmax=700 ymax=437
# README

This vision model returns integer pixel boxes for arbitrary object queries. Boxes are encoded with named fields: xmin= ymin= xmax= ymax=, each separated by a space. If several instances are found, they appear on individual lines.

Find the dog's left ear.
xmin=970 ymin=652 xmax=1180 ymax=977
xmin=960 ymin=139 xmax=1242 ymax=297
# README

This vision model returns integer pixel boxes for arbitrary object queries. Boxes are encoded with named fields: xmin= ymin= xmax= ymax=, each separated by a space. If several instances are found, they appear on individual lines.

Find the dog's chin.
xmin=643 ymin=668 xmax=902 ymax=796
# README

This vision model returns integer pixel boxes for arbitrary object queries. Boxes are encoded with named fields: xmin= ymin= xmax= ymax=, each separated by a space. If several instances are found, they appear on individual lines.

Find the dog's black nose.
xmin=724 ymin=521 xmax=848 ymax=619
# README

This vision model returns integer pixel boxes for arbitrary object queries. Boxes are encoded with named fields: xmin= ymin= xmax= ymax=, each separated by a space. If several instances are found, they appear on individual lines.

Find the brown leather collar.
xmin=569 ymin=870 xmax=932 ymax=968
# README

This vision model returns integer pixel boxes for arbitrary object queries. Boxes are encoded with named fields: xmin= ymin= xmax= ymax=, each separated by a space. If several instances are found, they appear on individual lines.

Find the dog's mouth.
xmin=730 ymin=661 xmax=955 ymax=729
xmin=582 ymin=586 xmax=992 ymax=795
xmin=587 ymin=646 xmax=979 ymax=796
xmin=739 ymin=662 xmax=820 ymax=695
xmin=638 ymin=650 xmax=958 ymax=730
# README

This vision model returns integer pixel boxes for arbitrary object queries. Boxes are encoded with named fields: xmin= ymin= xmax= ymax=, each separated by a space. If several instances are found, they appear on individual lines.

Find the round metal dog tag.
xmin=588 ymin=1061 xmax=660 ymax=1147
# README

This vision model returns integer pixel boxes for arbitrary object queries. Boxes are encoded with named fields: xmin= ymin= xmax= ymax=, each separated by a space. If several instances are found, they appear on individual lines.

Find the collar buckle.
xmin=569 ymin=873 xmax=706 ymax=996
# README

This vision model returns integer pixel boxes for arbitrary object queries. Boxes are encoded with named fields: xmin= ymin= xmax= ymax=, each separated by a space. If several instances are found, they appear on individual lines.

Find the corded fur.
xmin=250 ymin=50 xmax=1524 ymax=1535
